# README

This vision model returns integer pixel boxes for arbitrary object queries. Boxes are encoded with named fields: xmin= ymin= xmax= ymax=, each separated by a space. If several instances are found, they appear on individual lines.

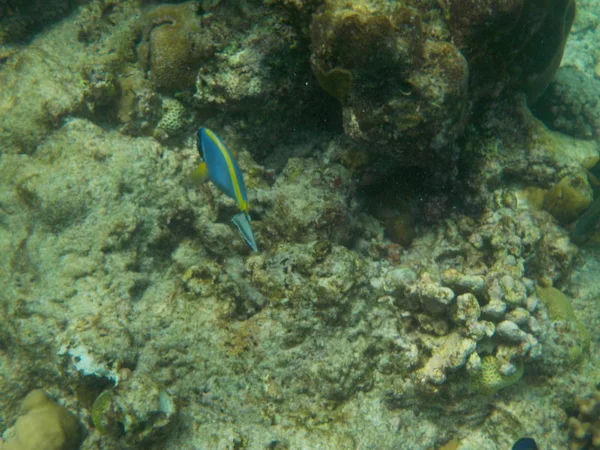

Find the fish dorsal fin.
xmin=232 ymin=212 xmax=258 ymax=252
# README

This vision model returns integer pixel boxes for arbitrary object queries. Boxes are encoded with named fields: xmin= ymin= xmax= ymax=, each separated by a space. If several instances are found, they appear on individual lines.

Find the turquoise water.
xmin=0 ymin=1 xmax=598 ymax=449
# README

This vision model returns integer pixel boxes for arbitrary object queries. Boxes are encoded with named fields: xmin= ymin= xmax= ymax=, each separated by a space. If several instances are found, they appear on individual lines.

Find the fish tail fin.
xmin=232 ymin=212 xmax=258 ymax=252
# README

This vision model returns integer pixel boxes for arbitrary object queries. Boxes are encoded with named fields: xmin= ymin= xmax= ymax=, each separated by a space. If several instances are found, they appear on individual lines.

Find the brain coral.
xmin=136 ymin=2 xmax=216 ymax=93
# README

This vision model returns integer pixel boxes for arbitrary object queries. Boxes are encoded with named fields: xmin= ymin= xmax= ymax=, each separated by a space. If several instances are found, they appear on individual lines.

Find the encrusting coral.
xmin=0 ymin=390 xmax=82 ymax=450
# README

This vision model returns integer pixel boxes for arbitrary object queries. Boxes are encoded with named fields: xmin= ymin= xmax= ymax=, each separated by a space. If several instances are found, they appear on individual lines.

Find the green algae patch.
xmin=536 ymin=285 xmax=590 ymax=364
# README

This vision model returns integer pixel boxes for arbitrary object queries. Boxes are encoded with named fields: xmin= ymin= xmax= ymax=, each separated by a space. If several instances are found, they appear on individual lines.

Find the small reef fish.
xmin=512 ymin=437 xmax=538 ymax=450
xmin=190 ymin=127 xmax=258 ymax=252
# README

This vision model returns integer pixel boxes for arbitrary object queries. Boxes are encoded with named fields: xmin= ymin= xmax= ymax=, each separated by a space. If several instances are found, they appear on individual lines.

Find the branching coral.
xmin=568 ymin=390 xmax=600 ymax=450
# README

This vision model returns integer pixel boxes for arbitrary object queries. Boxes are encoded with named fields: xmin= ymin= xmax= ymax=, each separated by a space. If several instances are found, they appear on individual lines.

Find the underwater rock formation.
xmin=309 ymin=0 xmax=576 ymax=165
xmin=443 ymin=0 xmax=576 ymax=103
xmin=310 ymin=2 xmax=469 ymax=164
xmin=0 ymin=0 xmax=75 ymax=45
xmin=90 ymin=374 xmax=176 ymax=448
xmin=0 ymin=1 xmax=599 ymax=449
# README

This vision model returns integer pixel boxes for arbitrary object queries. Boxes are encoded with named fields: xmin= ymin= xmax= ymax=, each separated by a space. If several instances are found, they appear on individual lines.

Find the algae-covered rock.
xmin=533 ymin=66 xmax=600 ymax=140
xmin=0 ymin=390 xmax=82 ymax=450
xmin=444 ymin=0 xmax=576 ymax=103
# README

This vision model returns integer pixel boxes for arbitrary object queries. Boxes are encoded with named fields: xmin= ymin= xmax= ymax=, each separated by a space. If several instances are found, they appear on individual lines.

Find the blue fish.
xmin=512 ymin=437 xmax=538 ymax=450
xmin=191 ymin=128 xmax=258 ymax=252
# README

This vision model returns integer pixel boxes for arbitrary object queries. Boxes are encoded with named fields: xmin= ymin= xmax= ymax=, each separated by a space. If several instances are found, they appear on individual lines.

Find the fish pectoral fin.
xmin=188 ymin=162 xmax=209 ymax=184
xmin=232 ymin=212 xmax=258 ymax=252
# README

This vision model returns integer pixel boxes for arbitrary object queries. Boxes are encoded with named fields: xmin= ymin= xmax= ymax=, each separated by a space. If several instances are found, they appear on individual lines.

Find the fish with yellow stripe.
xmin=190 ymin=127 xmax=258 ymax=252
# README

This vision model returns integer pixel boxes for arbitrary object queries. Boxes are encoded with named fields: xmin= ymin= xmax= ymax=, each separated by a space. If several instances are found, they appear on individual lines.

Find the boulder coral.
xmin=0 ymin=390 xmax=82 ymax=450
xmin=136 ymin=2 xmax=216 ymax=93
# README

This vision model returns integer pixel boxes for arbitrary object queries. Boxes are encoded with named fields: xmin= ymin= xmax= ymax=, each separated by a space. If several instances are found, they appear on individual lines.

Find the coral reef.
xmin=459 ymin=95 xmax=599 ymax=210
xmin=0 ymin=390 xmax=82 ymax=450
xmin=1 ymin=0 xmax=599 ymax=449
